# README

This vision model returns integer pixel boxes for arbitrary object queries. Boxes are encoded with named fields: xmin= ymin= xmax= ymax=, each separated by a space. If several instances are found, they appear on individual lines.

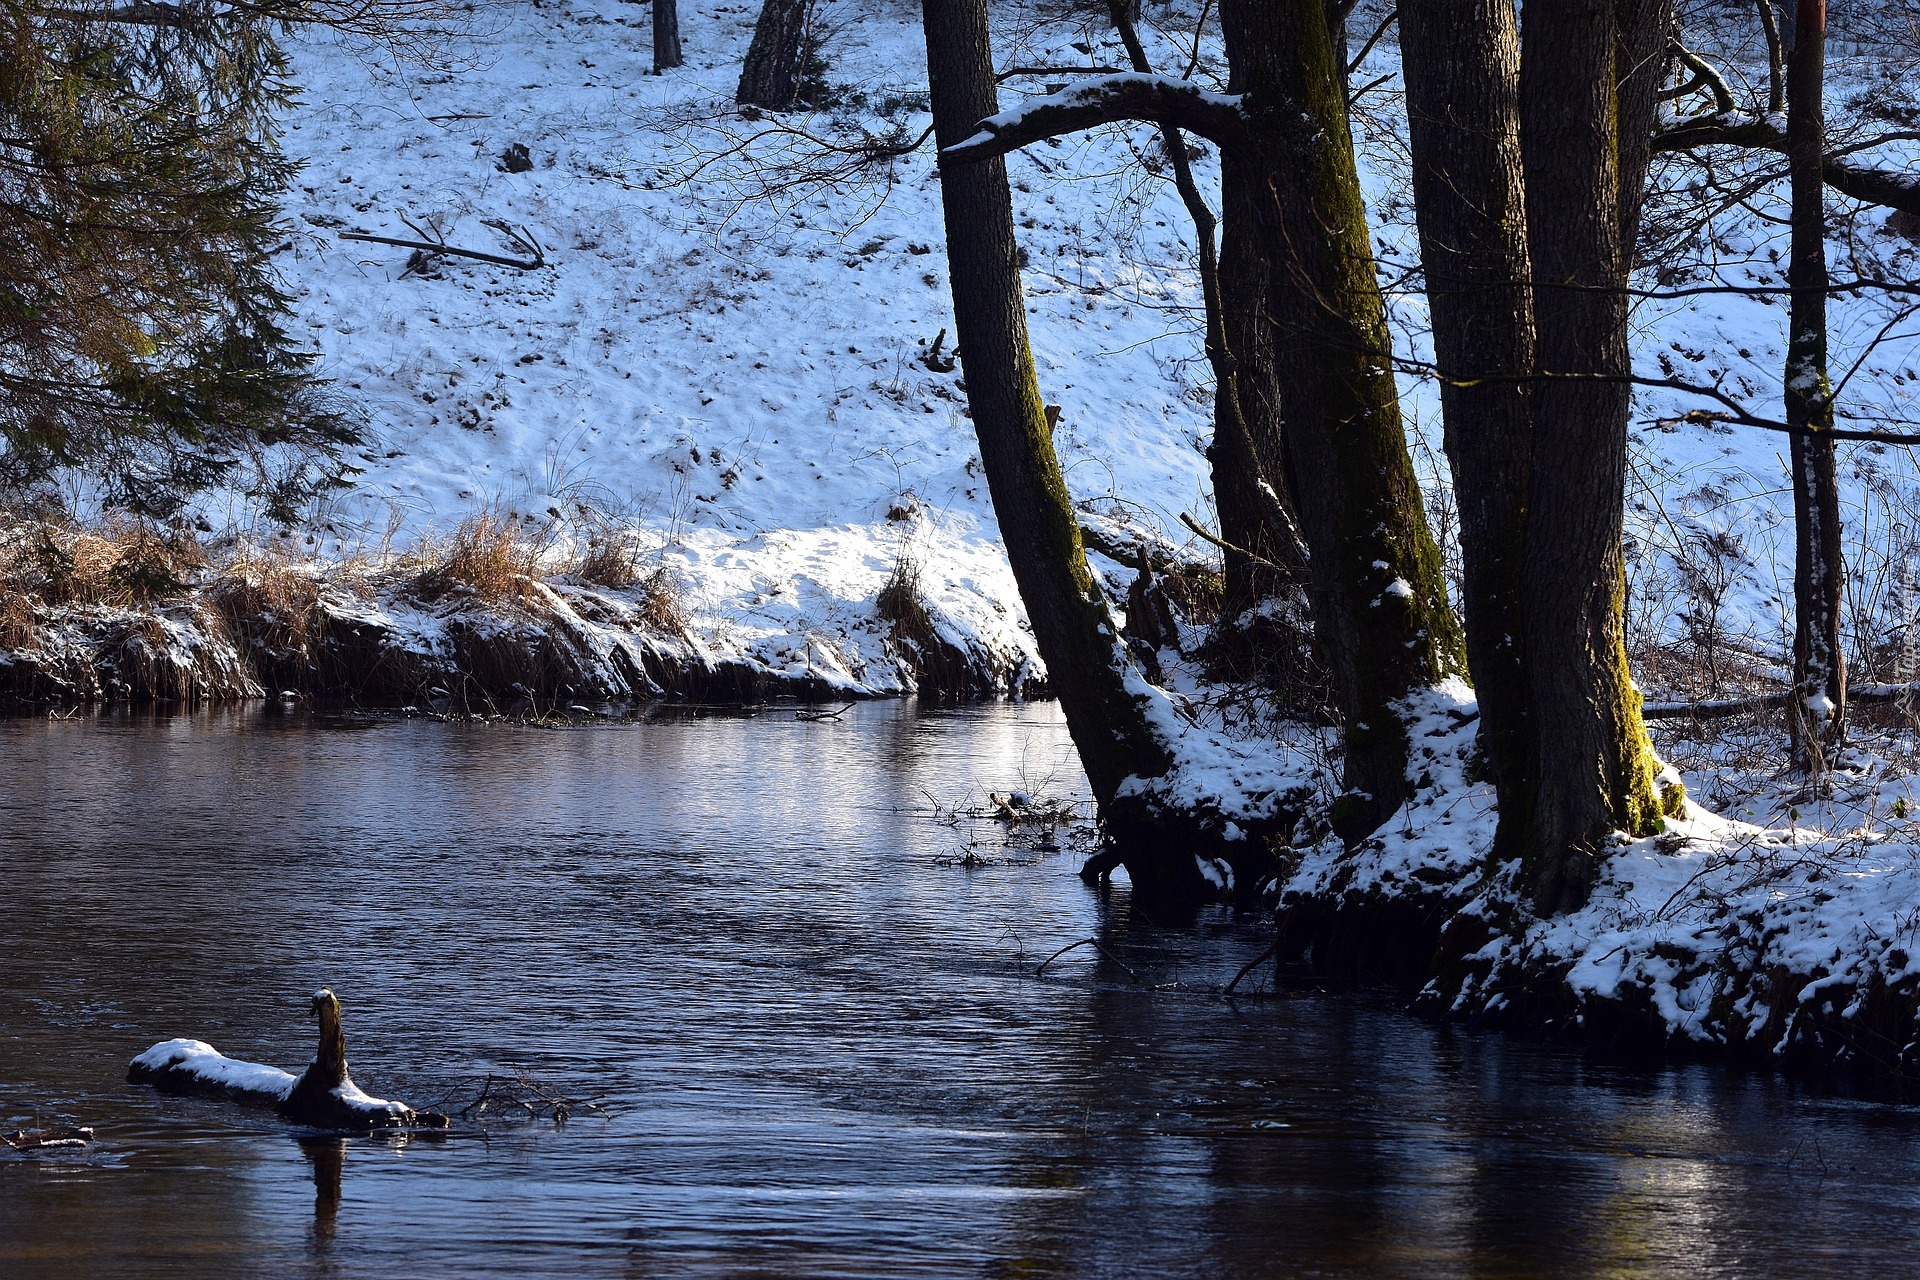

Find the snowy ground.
xmin=241 ymin=0 xmax=1920 ymax=701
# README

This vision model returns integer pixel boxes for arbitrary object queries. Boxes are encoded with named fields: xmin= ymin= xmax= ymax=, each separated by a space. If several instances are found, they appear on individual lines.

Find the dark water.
xmin=5 ymin=703 xmax=1920 ymax=1278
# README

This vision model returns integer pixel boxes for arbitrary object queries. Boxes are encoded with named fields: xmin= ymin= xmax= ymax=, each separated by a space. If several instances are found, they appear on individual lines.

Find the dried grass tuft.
xmin=875 ymin=549 xmax=933 ymax=645
xmin=576 ymin=532 xmax=640 ymax=589
xmin=635 ymin=564 xmax=690 ymax=636
xmin=0 ymin=589 xmax=34 ymax=650
xmin=11 ymin=519 xmax=203 ymax=607
xmin=423 ymin=507 xmax=547 ymax=602
xmin=209 ymin=548 xmax=327 ymax=673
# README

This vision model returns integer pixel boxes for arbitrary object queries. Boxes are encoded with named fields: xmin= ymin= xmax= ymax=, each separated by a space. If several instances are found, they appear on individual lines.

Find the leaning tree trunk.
xmin=737 ymin=0 xmax=812 ymax=109
xmin=1785 ymin=0 xmax=1847 ymax=767
xmin=1220 ymin=0 xmax=1465 ymax=842
xmin=1399 ymin=0 xmax=1538 ymax=864
xmin=654 ymin=0 xmax=684 ymax=73
xmin=919 ymin=0 xmax=1198 ymax=898
xmin=1517 ymin=0 xmax=1676 ymax=915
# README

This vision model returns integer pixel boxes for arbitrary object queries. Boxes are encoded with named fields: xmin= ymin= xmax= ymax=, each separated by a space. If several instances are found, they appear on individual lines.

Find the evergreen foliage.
xmin=0 ymin=0 xmax=355 ymax=518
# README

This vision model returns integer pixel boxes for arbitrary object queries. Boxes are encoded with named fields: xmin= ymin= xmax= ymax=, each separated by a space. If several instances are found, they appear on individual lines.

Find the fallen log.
xmin=1642 ymin=681 xmax=1920 ymax=721
xmin=4 ymin=1126 xmax=93 ymax=1149
xmin=129 ymin=988 xmax=448 ymax=1132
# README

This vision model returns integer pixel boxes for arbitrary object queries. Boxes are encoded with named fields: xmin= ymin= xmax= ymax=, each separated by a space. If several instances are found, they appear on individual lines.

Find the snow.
xmin=237 ymin=0 xmax=1245 ymax=690
xmin=130 ymin=1039 xmax=297 ymax=1100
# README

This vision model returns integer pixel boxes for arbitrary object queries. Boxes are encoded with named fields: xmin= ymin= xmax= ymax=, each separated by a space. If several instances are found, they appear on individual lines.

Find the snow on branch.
xmin=941 ymin=73 xmax=1248 ymax=165
xmin=1651 ymin=111 xmax=1920 ymax=217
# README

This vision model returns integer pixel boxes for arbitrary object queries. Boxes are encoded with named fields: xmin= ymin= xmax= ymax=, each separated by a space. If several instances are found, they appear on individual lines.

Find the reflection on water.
xmin=5 ymin=703 xmax=1920 ymax=1278
xmin=301 ymin=1138 xmax=343 ymax=1250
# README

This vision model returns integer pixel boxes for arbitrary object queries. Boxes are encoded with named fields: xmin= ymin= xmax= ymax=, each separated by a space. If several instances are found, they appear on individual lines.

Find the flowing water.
xmin=4 ymin=702 xmax=1920 ymax=1278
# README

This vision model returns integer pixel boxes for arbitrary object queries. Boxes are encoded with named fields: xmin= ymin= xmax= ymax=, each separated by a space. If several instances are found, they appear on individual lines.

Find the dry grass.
xmin=875 ymin=549 xmax=933 ymax=645
xmin=0 ymin=589 xmax=34 ymax=650
xmin=575 ymin=532 xmax=640 ymax=589
xmin=421 ymin=507 xmax=548 ymax=602
xmin=635 ymin=564 xmax=691 ymax=636
xmin=208 ymin=547 xmax=327 ymax=666
xmin=2 ymin=518 xmax=204 ymax=608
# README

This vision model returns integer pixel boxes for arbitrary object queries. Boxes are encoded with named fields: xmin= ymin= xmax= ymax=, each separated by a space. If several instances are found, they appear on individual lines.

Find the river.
xmin=4 ymin=702 xmax=1920 ymax=1277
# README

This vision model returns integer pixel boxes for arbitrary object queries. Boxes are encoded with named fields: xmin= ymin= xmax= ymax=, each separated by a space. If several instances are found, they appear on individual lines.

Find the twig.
xmin=1224 ymin=938 xmax=1281 ymax=995
xmin=1035 ymin=937 xmax=1141 ymax=983
xmin=995 ymin=63 xmax=1126 ymax=82
xmin=1346 ymin=7 xmax=1397 ymax=76
xmin=1179 ymin=512 xmax=1302 ymax=576
xmin=795 ymin=701 xmax=856 ymax=721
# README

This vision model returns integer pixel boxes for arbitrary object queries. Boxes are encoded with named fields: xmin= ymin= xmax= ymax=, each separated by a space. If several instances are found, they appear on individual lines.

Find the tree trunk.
xmin=1518 ymin=0 xmax=1673 ymax=914
xmin=1399 ymin=0 xmax=1537 ymax=862
xmin=1785 ymin=0 xmax=1847 ymax=765
xmin=1220 ymin=0 xmax=1465 ymax=842
xmin=737 ymin=0 xmax=811 ymax=109
xmin=654 ymin=0 xmax=683 ymax=73
xmin=919 ymin=0 xmax=1193 ymax=896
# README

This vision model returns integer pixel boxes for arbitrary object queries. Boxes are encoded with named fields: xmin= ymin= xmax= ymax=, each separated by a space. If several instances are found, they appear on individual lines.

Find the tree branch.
xmin=1650 ymin=111 xmax=1920 ymax=216
xmin=1669 ymin=42 xmax=1737 ymax=114
xmin=940 ymin=74 xmax=1249 ymax=165
xmin=339 ymin=224 xmax=545 ymax=271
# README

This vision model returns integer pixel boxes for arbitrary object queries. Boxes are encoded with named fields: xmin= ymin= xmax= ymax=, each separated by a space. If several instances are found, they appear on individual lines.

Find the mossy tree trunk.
xmin=1516 ymin=0 xmax=1676 ymax=914
xmin=1785 ymin=0 xmax=1847 ymax=766
xmin=1398 ymin=0 xmax=1537 ymax=864
xmin=1218 ymin=0 xmax=1464 ymax=842
xmin=919 ymin=0 xmax=1200 ymax=899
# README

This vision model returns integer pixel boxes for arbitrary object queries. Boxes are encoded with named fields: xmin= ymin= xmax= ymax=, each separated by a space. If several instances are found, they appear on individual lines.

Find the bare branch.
xmin=1346 ymin=7 xmax=1397 ymax=77
xmin=940 ymin=73 xmax=1249 ymax=165
xmin=1669 ymin=42 xmax=1737 ymax=114
xmin=339 ymin=223 xmax=545 ymax=271
xmin=994 ymin=64 xmax=1126 ymax=82
xmin=1650 ymin=112 xmax=1920 ymax=215
xmin=1752 ymin=0 xmax=1786 ymax=114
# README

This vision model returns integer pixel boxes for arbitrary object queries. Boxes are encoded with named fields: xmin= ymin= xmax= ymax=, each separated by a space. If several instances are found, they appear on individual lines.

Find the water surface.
xmin=3 ymin=702 xmax=1920 ymax=1278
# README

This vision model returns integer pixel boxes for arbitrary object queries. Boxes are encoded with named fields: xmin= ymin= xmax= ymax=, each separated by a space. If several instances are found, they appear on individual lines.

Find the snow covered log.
xmin=128 ymin=989 xmax=443 ymax=1131
xmin=941 ymin=74 xmax=1249 ymax=166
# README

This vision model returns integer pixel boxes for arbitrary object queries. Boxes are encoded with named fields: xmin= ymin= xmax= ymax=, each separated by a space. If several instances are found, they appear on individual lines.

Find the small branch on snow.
xmin=339 ymin=219 xmax=546 ymax=271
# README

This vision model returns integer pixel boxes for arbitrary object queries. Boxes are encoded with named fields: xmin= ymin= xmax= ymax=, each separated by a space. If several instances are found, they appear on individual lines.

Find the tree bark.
xmin=1399 ymin=0 xmax=1537 ymax=862
xmin=654 ymin=0 xmax=683 ymax=73
xmin=1785 ymin=0 xmax=1847 ymax=764
xmin=1219 ymin=0 xmax=1465 ymax=842
xmin=1518 ymin=0 xmax=1673 ymax=914
xmin=736 ymin=0 xmax=811 ymax=109
xmin=919 ymin=0 xmax=1192 ymax=896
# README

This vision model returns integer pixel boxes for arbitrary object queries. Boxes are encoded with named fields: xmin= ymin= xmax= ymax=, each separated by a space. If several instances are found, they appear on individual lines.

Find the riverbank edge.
xmin=1270 ymin=833 xmax=1920 ymax=1097
xmin=0 ymin=569 xmax=1042 ymax=712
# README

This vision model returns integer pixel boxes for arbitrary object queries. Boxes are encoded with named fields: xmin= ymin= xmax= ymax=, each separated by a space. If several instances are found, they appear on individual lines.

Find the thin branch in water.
xmin=1035 ymin=937 xmax=1141 ymax=983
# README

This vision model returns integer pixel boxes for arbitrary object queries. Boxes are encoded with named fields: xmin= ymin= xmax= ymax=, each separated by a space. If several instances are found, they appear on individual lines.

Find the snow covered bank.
xmin=0 ymin=538 xmax=1045 ymax=709
xmin=1258 ymin=682 xmax=1920 ymax=1089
